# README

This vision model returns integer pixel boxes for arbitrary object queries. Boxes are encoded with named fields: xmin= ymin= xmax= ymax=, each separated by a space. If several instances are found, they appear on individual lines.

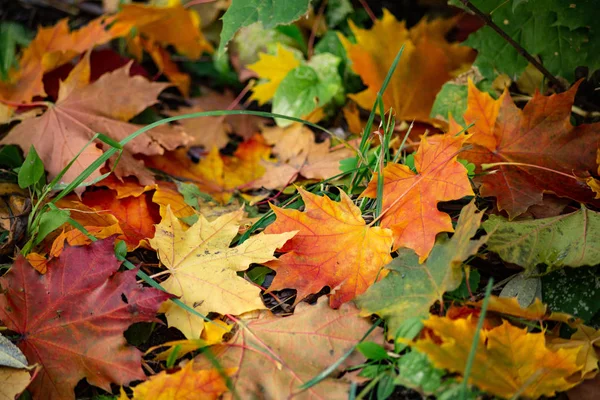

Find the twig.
xmin=358 ymin=0 xmax=377 ymax=24
xmin=307 ymin=0 xmax=328 ymax=59
xmin=460 ymin=0 xmax=566 ymax=92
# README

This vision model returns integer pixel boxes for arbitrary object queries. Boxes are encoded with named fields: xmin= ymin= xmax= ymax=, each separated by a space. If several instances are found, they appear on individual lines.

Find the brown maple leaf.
xmin=463 ymin=80 xmax=600 ymax=218
xmin=1 ymin=53 xmax=190 ymax=191
xmin=0 ymin=239 xmax=171 ymax=400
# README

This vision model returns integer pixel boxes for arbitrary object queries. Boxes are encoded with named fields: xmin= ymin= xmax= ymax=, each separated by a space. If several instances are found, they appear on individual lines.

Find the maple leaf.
xmin=0 ymin=239 xmax=171 ymax=400
xmin=264 ymin=188 xmax=393 ymax=308
xmin=123 ymin=362 xmax=233 ymax=400
xmin=463 ymin=80 xmax=600 ymax=218
xmin=356 ymin=200 xmax=487 ymax=337
xmin=411 ymin=316 xmax=582 ymax=398
xmin=468 ymin=296 xmax=576 ymax=325
xmin=0 ymin=16 xmax=124 ymax=108
xmin=145 ymin=136 xmax=270 ymax=203
xmin=148 ymin=206 xmax=295 ymax=339
xmin=113 ymin=1 xmax=213 ymax=60
xmin=549 ymin=325 xmax=600 ymax=380
xmin=168 ymin=89 xmax=266 ymax=149
xmin=81 ymin=188 xmax=161 ymax=250
xmin=247 ymin=43 xmax=301 ymax=105
xmin=0 ymin=53 xmax=190 ymax=190
xmin=139 ymin=38 xmax=191 ymax=97
xmin=339 ymin=10 xmax=473 ymax=122
xmin=194 ymin=298 xmax=383 ymax=400
xmin=360 ymin=127 xmax=474 ymax=260
xmin=251 ymin=123 xmax=354 ymax=189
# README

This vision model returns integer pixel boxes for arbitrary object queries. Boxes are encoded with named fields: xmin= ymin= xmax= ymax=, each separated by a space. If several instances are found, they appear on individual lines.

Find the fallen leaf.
xmin=126 ymin=361 xmax=232 ymax=400
xmin=1 ymin=54 xmax=190 ymax=191
xmin=360 ymin=125 xmax=474 ymax=260
xmin=463 ymin=80 xmax=600 ymax=218
xmin=0 ymin=239 xmax=171 ymax=400
xmin=148 ymin=206 xmax=295 ymax=338
xmin=141 ymin=38 xmax=191 ymax=97
xmin=194 ymin=298 xmax=383 ymax=400
xmin=252 ymin=123 xmax=354 ymax=189
xmin=81 ymin=188 xmax=161 ymax=250
xmin=248 ymin=43 xmax=301 ymax=105
xmin=356 ymin=200 xmax=487 ymax=337
xmin=483 ymin=206 xmax=600 ymax=273
xmin=113 ymin=1 xmax=213 ymax=59
xmin=467 ymin=296 xmax=577 ymax=326
xmin=340 ymin=10 xmax=473 ymax=122
xmin=412 ymin=316 xmax=582 ymax=398
xmin=152 ymin=182 xmax=197 ymax=220
xmin=0 ymin=367 xmax=32 ymax=400
xmin=264 ymin=188 xmax=393 ymax=308
xmin=550 ymin=325 xmax=600 ymax=380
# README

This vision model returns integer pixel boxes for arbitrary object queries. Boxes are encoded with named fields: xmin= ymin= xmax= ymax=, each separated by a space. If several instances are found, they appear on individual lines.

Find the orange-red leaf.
xmin=264 ymin=188 xmax=393 ymax=307
xmin=361 ymin=129 xmax=473 ymax=260
xmin=0 ymin=240 xmax=171 ymax=400
xmin=463 ymin=80 xmax=600 ymax=218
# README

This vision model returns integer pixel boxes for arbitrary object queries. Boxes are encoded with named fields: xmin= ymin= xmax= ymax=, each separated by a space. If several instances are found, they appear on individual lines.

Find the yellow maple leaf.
xmin=339 ymin=10 xmax=473 ymax=122
xmin=550 ymin=325 xmax=600 ymax=380
xmin=247 ymin=43 xmax=301 ymax=105
xmin=148 ymin=206 xmax=296 ymax=338
xmin=125 ymin=361 xmax=234 ymax=400
xmin=412 ymin=316 xmax=582 ymax=398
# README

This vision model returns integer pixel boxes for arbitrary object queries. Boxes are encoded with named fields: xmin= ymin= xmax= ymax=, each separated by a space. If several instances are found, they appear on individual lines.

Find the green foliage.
xmin=483 ymin=207 xmax=600 ymax=273
xmin=273 ymin=54 xmax=343 ymax=126
xmin=542 ymin=266 xmax=600 ymax=323
xmin=0 ymin=22 xmax=31 ymax=81
xmin=0 ymin=145 xmax=24 ymax=169
xmin=430 ymin=83 xmax=468 ymax=125
xmin=219 ymin=0 xmax=311 ymax=54
xmin=18 ymin=145 xmax=45 ymax=190
xmin=464 ymin=0 xmax=595 ymax=81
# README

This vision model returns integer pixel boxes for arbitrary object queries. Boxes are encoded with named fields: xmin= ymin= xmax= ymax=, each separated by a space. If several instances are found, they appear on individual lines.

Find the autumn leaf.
xmin=145 ymin=136 xmax=270 ymax=203
xmin=167 ymin=89 xmax=266 ymax=149
xmin=463 ymin=80 xmax=600 ymax=218
xmin=0 ymin=16 xmax=124 ymax=109
xmin=549 ymin=325 xmax=600 ymax=380
xmin=411 ymin=316 xmax=582 ymax=399
xmin=140 ymin=38 xmax=191 ymax=97
xmin=339 ymin=10 xmax=473 ymax=122
xmin=247 ymin=43 xmax=301 ymax=105
xmin=264 ymin=188 xmax=393 ymax=308
xmin=113 ymin=1 xmax=213 ymax=60
xmin=251 ymin=123 xmax=354 ymax=189
xmin=0 ymin=53 xmax=190 ymax=190
xmin=483 ymin=206 xmax=600 ymax=273
xmin=194 ymin=298 xmax=383 ymax=400
xmin=468 ymin=296 xmax=577 ymax=325
xmin=0 ymin=239 xmax=171 ymax=400
xmin=81 ymin=188 xmax=161 ymax=250
xmin=356 ymin=200 xmax=487 ymax=337
xmin=124 ymin=362 xmax=233 ymax=400
xmin=148 ymin=206 xmax=295 ymax=339
xmin=360 ymin=126 xmax=474 ymax=260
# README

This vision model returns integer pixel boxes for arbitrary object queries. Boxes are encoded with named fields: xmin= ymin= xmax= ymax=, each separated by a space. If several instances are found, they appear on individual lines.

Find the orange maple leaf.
xmin=361 ymin=128 xmax=474 ymax=261
xmin=339 ymin=10 xmax=473 ymax=122
xmin=412 ymin=316 xmax=582 ymax=398
xmin=0 ymin=54 xmax=190 ymax=190
xmin=264 ymin=188 xmax=393 ymax=308
xmin=463 ymin=80 xmax=600 ymax=218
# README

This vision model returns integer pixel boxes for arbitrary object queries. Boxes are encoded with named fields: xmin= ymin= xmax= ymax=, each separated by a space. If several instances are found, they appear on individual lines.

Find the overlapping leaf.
xmin=149 ymin=206 xmax=295 ymax=339
xmin=0 ymin=239 xmax=171 ymax=400
xmin=356 ymin=201 xmax=487 ymax=337
xmin=264 ymin=188 xmax=393 ymax=307
xmin=361 ymin=126 xmax=474 ymax=260
xmin=463 ymin=80 xmax=600 ymax=218
xmin=0 ymin=54 xmax=190 ymax=190
xmin=194 ymin=298 xmax=383 ymax=400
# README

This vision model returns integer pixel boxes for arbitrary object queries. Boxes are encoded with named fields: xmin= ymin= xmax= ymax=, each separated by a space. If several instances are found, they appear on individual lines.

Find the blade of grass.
xmin=461 ymin=278 xmax=494 ymax=399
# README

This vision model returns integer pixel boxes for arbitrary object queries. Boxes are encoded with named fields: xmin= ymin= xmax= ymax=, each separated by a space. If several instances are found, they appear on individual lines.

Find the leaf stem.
xmin=459 ymin=0 xmax=565 ymax=92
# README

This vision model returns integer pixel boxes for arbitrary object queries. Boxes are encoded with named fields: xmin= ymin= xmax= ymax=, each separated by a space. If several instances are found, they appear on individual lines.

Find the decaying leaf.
xmin=361 ymin=125 xmax=474 ymax=260
xmin=356 ymin=200 xmax=487 ymax=337
xmin=264 ymin=188 xmax=393 ymax=308
xmin=1 ymin=54 xmax=190 ymax=191
xmin=195 ymin=298 xmax=383 ymax=400
xmin=463 ymin=80 xmax=600 ymax=218
xmin=149 ymin=206 xmax=295 ymax=338
xmin=412 ymin=316 xmax=582 ymax=398
xmin=0 ymin=239 xmax=171 ymax=400
xmin=340 ymin=10 xmax=473 ymax=122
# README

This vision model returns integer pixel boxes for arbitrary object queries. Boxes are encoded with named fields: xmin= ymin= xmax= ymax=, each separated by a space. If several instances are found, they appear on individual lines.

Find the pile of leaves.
xmin=1 ymin=0 xmax=599 ymax=399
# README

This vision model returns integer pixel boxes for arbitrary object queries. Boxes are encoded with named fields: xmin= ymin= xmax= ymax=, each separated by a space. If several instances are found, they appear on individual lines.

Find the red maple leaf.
xmin=0 ymin=239 xmax=171 ymax=400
